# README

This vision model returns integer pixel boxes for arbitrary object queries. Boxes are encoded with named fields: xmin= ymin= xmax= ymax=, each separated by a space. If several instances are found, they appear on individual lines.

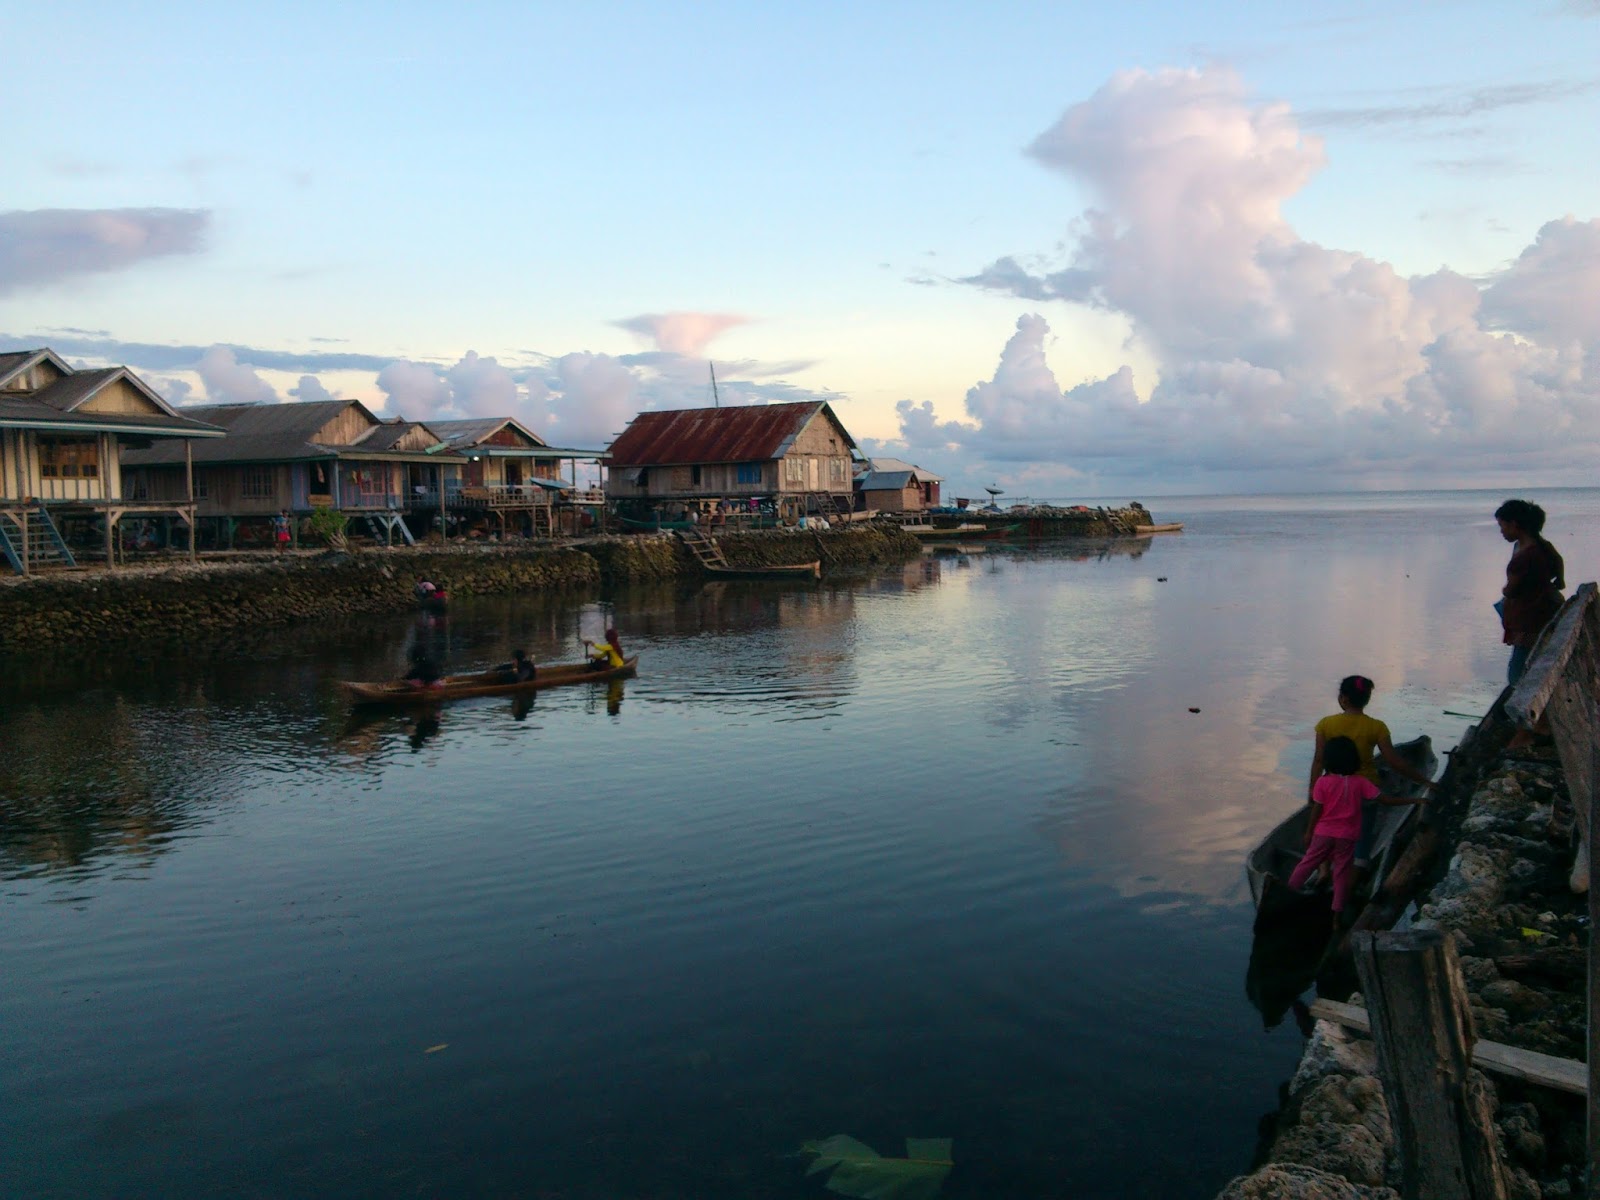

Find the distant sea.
xmin=2 ymin=487 xmax=1594 ymax=1199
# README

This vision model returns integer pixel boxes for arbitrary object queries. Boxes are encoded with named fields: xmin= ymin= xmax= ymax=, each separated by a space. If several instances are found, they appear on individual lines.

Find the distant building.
xmin=423 ymin=417 xmax=608 ymax=538
xmin=604 ymin=402 xmax=858 ymax=524
xmin=0 ymin=348 xmax=223 ymax=574
xmin=854 ymin=456 xmax=942 ymax=514
xmin=121 ymin=399 xmax=463 ymax=546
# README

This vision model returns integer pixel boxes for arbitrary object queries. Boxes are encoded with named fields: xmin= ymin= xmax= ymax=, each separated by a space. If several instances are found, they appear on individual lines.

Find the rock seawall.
xmin=0 ymin=525 xmax=926 ymax=650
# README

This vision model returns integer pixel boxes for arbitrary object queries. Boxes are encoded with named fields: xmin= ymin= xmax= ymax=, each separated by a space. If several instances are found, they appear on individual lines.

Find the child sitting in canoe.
xmin=403 ymin=648 xmax=444 ymax=689
xmin=1307 ymin=674 xmax=1433 ymax=869
xmin=496 ymin=649 xmax=536 ymax=683
xmin=1288 ymin=736 xmax=1420 ymax=916
xmin=584 ymin=627 xmax=625 ymax=670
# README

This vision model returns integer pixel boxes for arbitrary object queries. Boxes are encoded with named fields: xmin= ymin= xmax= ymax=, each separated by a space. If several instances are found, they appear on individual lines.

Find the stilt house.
xmin=120 ymin=399 xmax=464 ymax=547
xmin=604 ymin=401 xmax=858 ymax=524
xmin=854 ymin=457 xmax=942 ymax=514
xmin=0 ymin=348 xmax=224 ymax=574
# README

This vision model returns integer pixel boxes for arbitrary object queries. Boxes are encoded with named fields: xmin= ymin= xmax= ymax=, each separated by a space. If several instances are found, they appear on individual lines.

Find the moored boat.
xmin=341 ymin=656 xmax=639 ymax=706
xmin=1246 ymin=734 xmax=1437 ymax=918
xmin=1134 ymin=522 xmax=1184 ymax=534
xmin=703 ymin=561 xmax=820 ymax=580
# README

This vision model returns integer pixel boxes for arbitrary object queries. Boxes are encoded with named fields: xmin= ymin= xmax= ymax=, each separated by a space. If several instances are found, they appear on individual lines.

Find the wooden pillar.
xmin=1351 ymin=930 xmax=1507 ymax=1200
xmin=104 ymin=504 xmax=115 ymax=567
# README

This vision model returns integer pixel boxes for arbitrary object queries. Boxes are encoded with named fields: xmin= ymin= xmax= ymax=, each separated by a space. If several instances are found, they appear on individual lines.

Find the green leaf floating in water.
xmin=801 ymin=1135 xmax=954 ymax=1200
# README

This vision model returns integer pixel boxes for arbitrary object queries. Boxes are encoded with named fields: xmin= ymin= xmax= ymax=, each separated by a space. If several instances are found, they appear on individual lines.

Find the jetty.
xmin=1221 ymin=584 xmax=1599 ymax=1199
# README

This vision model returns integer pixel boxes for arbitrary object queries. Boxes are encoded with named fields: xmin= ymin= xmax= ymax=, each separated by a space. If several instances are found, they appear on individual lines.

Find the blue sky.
xmin=4 ymin=0 xmax=1598 ymax=496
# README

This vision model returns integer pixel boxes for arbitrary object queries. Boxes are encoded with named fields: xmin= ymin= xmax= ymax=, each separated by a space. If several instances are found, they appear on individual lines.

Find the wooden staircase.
xmin=677 ymin=528 xmax=728 ymax=568
xmin=0 ymin=508 xmax=77 ymax=574
xmin=810 ymin=492 xmax=853 ymax=522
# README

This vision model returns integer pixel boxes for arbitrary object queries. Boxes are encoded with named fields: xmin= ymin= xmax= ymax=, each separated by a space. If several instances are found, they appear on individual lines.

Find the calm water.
xmin=3 ymin=489 xmax=1595 ymax=1199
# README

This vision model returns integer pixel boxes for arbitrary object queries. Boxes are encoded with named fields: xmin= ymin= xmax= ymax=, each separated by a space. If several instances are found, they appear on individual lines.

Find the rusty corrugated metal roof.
xmin=606 ymin=402 xmax=854 ymax=467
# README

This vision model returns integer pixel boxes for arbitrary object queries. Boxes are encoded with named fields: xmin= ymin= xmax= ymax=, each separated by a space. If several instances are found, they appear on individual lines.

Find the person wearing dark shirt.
xmin=496 ymin=649 xmax=536 ymax=683
xmin=1495 ymin=498 xmax=1565 ymax=685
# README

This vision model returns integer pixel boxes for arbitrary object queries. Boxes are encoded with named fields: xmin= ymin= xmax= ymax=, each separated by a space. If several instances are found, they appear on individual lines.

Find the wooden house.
xmin=854 ymin=457 xmax=942 ymax=514
xmin=604 ymin=401 xmax=858 ymax=524
xmin=121 ymin=399 xmax=464 ymax=547
xmin=0 ymin=348 xmax=224 ymax=574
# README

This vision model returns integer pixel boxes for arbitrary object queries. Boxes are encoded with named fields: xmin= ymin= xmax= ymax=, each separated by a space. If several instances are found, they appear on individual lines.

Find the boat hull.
xmin=703 ymin=561 xmax=820 ymax=580
xmin=341 ymin=656 xmax=638 ymax=706
xmin=1246 ymin=734 xmax=1437 ymax=918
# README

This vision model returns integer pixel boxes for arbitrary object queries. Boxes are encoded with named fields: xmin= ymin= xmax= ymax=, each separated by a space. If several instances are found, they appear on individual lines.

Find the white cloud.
xmin=925 ymin=66 xmax=1600 ymax=491
xmin=288 ymin=374 xmax=337 ymax=403
xmin=0 ymin=207 xmax=208 ymax=295
xmin=614 ymin=311 xmax=748 ymax=356
xmin=196 ymin=345 xmax=279 ymax=405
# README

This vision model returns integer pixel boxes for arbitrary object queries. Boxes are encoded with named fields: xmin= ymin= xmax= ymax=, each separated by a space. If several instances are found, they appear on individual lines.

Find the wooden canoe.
xmin=1246 ymin=734 xmax=1437 ymax=914
xmin=341 ymin=656 xmax=639 ymax=705
xmin=1134 ymin=523 xmax=1184 ymax=534
xmin=703 ymin=561 xmax=820 ymax=580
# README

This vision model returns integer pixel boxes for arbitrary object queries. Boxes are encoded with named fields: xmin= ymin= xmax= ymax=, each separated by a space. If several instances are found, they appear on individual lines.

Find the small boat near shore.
xmin=1134 ymin=522 xmax=1184 ymax=535
xmin=1246 ymin=735 xmax=1437 ymax=920
xmin=703 ymin=560 xmax=821 ymax=581
xmin=908 ymin=522 xmax=1020 ymax=542
xmin=341 ymin=656 xmax=639 ymax=706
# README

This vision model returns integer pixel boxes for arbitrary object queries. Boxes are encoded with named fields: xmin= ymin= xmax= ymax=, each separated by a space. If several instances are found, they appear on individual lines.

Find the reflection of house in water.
xmin=0 ymin=701 xmax=192 ymax=878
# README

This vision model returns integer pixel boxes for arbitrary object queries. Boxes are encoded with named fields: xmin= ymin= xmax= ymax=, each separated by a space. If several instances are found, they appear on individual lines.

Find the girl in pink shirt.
xmin=1287 ymin=736 xmax=1417 ymax=915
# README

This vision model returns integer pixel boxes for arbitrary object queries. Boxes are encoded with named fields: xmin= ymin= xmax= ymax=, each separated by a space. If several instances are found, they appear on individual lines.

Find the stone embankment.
xmin=1217 ymin=720 xmax=1589 ymax=1200
xmin=0 ymin=524 xmax=924 ymax=650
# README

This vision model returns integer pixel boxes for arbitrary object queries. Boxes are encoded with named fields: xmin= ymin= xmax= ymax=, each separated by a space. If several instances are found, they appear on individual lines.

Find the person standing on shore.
xmin=1495 ymin=498 xmax=1565 ymax=686
xmin=273 ymin=509 xmax=292 ymax=552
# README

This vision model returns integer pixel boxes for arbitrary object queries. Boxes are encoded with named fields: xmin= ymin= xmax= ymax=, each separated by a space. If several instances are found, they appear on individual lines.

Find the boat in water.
xmin=1246 ymin=734 xmax=1437 ymax=922
xmin=341 ymin=656 xmax=639 ymax=706
xmin=702 ymin=561 xmax=820 ymax=581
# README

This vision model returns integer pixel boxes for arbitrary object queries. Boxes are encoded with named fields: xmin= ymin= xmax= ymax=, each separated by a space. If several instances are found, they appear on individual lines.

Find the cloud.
xmin=0 ymin=208 xmax=208 ymax=294
xmin=614 ymin=312 xmax=749 ymax=356
xmin=196 ymin=346 xmax=280 ymax=405
xmin=922 ymin=66 xmax=1600 ymax=491
xmin=1299 ymin=78 xmax=1600 ymax=132
xmin=0 ymin=333 xmax=396 ymax=374
xmin=289 ymin=374 xmax=338 ymax=403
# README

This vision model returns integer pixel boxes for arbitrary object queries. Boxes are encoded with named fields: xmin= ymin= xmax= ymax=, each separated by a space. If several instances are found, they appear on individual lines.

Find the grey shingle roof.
xmin=427 ymin=417 xmax=548 ymax=451
xmin=121 ymin=400 xmax=360 ymax=465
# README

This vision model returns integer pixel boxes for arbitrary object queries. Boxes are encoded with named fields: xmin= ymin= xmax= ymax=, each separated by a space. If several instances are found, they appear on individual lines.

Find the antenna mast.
xmin=710 ymin=362 xmax=720 ymax=408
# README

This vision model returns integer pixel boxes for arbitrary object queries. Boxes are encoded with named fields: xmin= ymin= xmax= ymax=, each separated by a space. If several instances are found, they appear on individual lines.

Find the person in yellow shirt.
xmin=1308 ymin=675 xmax=1434 ymax=868
xmin=585 ymin=626 xmax=626 ymax=671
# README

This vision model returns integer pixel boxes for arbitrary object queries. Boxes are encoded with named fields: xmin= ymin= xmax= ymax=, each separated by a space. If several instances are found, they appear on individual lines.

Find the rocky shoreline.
xmin=1219 ymin=710 xmax=1589 ymax=1199
xmin=0 ymin=525 xmax=924 ymax=652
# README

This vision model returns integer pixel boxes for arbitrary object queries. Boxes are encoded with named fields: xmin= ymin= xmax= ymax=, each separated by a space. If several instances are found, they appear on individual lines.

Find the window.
xmin=830 ymin=457 xmax=848 ymax=485
xmin=38 ymin=437 xmax=99 ymax=479
xmin=736 ymin=463 xmax=761 ymax=485
xmin=784 ymin=457 xmax=806 ymax=486
xmin=691 ymin=465 xmax=702 ymax=485
xmin=671 ymin=467 xmax=693 ymax=489
xmin=195 ymin=471 xmax=210 ymax=500
xmin=241 ymin=466 xmax=275 ymax=499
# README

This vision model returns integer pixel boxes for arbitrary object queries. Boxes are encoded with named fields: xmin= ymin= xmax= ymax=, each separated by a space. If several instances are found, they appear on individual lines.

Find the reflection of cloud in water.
xmin=1032 ymin=502 xmax=1595 ymax=908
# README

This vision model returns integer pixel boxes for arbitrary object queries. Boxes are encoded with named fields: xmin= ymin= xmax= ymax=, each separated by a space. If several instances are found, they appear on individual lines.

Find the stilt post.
xmin=1351 ymin=929 xmax=1507 ymax=1200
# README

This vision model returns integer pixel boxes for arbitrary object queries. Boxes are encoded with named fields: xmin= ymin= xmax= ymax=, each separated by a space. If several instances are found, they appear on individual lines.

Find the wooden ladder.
xmin=677 ymin=528 xmax=728 ymax=568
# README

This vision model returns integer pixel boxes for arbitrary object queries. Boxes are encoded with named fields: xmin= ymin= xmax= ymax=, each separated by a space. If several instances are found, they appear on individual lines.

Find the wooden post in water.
xmin=1351 ymin=929 xmax=1508 ymax=1200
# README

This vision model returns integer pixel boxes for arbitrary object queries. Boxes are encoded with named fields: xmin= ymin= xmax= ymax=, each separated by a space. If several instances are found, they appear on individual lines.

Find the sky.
xmin=3 ymin=0 xmax=1598 ymax=498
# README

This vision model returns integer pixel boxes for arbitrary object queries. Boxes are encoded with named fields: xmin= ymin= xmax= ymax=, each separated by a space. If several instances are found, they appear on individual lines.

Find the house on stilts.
xmin=0 ymin=349 xmax=224 ymax=575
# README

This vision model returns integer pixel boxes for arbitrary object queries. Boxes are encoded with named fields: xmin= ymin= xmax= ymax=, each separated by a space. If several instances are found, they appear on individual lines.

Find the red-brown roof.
xmin=606 ymin=402 xmax=854 ymax=467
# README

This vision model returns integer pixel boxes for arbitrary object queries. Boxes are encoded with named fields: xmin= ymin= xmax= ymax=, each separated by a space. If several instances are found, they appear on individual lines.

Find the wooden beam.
xmin=1309 ymin=999 xmax=1587 ymax=1096
xmin=1351 ymin=930 xmax=1508 ymax=1200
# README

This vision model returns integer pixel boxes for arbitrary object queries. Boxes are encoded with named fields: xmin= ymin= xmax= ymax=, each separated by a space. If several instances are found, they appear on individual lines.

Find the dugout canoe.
xmin=1134 ymin=523 xmax=1184 ymax=535
xmin=1246 ymin=734 xmax=1437 ymax=916
xmin=703 ymin=561 xmax=821 ymax=581
xmin=340 ymin=656 xmax=638 ymax=706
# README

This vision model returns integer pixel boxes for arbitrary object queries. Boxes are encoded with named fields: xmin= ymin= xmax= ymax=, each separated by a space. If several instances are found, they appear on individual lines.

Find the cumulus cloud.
xmin=289 ymin=374 xmax=337 ymax=403
xmin=196 ymin=346 xmax=279 ymax=405
xmin=921 ymin=66 xmax=1600 ymax=491
xmin=614 ymin=312 xmax=748 ymax=356
xmin=0 ymin=207 xmax=207 ymax=294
